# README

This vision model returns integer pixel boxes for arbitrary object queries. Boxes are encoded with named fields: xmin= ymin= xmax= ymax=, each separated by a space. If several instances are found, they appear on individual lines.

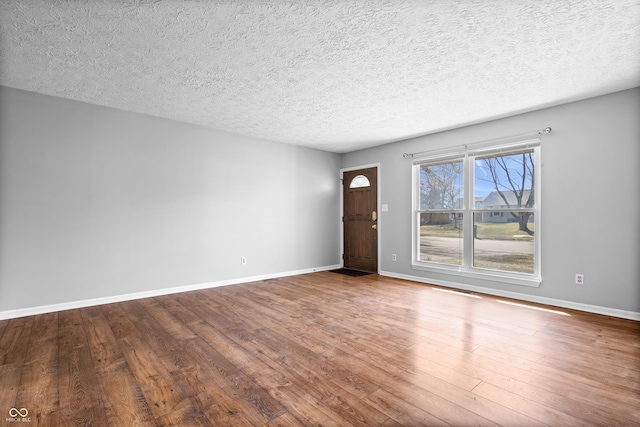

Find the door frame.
xmin=340 ymin=163 xmax=381 ymax=273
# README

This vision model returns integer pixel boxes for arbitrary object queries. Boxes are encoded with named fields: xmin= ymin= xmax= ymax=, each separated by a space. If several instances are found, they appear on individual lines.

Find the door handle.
xmin=372 ymin=224 xmax=377 ymax=230
xmin=372 ymin=211 xmax=377 ymax=221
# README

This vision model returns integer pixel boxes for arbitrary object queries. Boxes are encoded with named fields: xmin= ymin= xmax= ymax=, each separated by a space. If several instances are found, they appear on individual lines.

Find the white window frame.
xmin=411 ymin=139 xmax=542 ymax=287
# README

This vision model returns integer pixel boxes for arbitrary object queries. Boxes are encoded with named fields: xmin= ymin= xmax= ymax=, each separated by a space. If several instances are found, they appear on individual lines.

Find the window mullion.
xmin=463 ymin=154 xmax=473 ymax=269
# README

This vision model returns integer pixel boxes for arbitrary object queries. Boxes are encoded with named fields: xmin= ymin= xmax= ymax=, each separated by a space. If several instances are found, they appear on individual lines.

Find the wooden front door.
xmin=343 ymin=167 xmax=378 ymax=272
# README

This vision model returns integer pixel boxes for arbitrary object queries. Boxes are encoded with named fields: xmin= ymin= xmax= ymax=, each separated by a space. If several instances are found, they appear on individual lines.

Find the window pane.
xmin=474 ymin=150 xmax=535 ymax=209
xmin=419 ymin=161 xmax=463 ymax=210
xmin=473 ymin=212 xmax=534 ymax=274
xmin=350 ymin=175 xmax=370 ymax=188
xmin=419 ymin=213 xmax=463 ymax=265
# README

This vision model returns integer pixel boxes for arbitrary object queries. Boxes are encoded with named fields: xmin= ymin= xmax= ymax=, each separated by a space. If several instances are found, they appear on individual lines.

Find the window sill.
xmin=411 ymin=262 xmax=541 ymax=288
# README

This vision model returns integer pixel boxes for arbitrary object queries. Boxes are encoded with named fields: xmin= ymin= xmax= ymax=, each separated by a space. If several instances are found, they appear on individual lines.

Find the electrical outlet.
xmin=241 ymin=257 xmax=247 ymax=265
xmin=392 ymin=254 xmax=397 ymax=261
xmin=575 ymin=274 xmax=584 ymax=285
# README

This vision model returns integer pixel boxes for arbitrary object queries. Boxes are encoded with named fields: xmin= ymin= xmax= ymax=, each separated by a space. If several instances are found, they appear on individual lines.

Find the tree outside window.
xmin=415 ymin=144 xmax=539 ymax=278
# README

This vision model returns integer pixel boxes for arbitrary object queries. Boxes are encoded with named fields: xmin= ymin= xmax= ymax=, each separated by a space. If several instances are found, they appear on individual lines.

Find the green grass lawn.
xmin=476 ymin=221 xmax=534 ymax=240
xmin=420 ymin=221 xmax=535 ymax=273
xmin=419 ymin=222 xmax=463 ymax=238
xmin=473 ymin=254 xmax=534 ymax=274
xmin=421 ymin=221 xmax=533 ymax=241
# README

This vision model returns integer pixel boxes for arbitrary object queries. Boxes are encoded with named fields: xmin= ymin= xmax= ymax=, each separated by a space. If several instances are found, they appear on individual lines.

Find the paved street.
xmin=420 ymin=236 xmax=533 ymax=263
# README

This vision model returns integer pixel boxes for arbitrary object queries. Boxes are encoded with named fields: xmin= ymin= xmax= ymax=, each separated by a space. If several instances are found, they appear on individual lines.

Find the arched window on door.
xmin=349 ymin=174 xmax=371 ymax=188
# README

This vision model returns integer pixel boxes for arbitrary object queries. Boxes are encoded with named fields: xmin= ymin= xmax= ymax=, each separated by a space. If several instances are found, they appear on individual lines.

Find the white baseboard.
xmin=5 ymin=265 xmax=636 ymax=322
xmin=0 ymin=264 xmax=341 ymax=320
xmin=380 ymin=270 xmax=640 ymax=321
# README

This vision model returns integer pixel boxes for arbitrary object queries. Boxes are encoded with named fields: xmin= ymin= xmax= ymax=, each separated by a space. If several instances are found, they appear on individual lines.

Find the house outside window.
xmin=412 ymin=139 xmax=541 ymax=286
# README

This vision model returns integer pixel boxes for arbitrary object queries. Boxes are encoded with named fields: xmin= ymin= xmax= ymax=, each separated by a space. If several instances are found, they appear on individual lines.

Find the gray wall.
xmin=2 ymin=86 xmax=638 ymax=317
xmin=0 ymin=87 xmax=341 ymax=312
xmin=343 ymin=88 xmax=640 ymax=315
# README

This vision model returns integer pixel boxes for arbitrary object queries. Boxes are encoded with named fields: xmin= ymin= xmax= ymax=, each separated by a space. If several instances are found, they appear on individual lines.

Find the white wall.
xmin=342 ymin=88 xmax=640 ymax=317
xmin=0 ymin=87 xmax=341 ymax=315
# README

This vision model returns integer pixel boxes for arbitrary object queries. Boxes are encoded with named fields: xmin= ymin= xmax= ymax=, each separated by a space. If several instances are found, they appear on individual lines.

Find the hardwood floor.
xmin=1 ymin=271 xmax=639 ymax=426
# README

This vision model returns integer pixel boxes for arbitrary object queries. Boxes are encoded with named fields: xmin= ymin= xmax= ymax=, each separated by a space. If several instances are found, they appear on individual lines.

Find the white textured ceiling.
xmin=1 ymin=1 xmax=639 ymax=153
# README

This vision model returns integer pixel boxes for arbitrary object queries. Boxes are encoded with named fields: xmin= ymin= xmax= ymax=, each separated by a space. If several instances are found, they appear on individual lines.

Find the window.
xmin=417 ymin=159 xmax=464 ymax=265
xmin=413 ymin=139 xmax=541 ymax=286
xmin=349 ymin=174 xmax=371 ymax=188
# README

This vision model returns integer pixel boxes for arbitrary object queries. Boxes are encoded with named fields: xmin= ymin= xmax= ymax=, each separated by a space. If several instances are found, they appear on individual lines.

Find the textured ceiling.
xmin=1 ymin=1 xmax=639 ymax=153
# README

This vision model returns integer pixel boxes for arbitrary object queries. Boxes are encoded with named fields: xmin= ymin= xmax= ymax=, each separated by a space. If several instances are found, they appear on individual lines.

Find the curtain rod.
xmin=402 ymin=127 xmax=552 ymax=159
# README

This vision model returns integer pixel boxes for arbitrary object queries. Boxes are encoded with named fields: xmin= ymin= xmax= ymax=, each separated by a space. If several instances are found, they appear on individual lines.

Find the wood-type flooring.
xmin=1 ymin=272 xmax=639 ymax=426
